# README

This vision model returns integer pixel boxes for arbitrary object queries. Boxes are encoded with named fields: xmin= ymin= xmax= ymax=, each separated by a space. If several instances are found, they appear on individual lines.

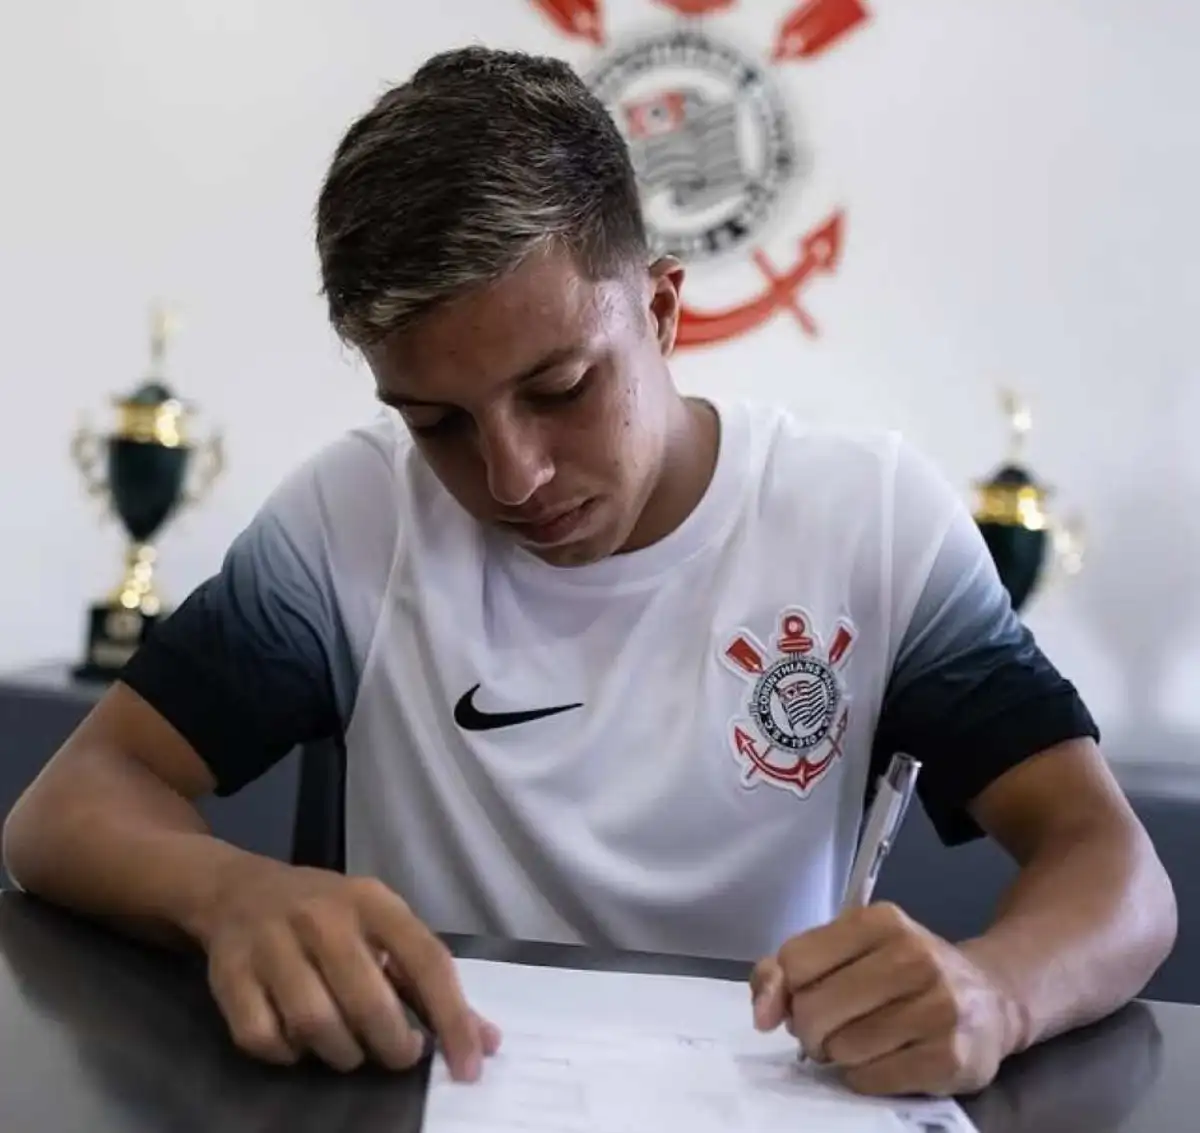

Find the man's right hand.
xmin=197 ymin=858 xmax=500 ymax=1078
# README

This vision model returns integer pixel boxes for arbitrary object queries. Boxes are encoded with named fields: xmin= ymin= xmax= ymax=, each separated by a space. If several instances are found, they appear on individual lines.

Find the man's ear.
xmin=648 ymin=256 xmax=685 ymax=357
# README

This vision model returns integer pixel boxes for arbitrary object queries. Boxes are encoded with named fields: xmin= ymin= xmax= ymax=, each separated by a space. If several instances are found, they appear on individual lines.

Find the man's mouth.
xmin=500 ymin=499 xmax=596 ymax=548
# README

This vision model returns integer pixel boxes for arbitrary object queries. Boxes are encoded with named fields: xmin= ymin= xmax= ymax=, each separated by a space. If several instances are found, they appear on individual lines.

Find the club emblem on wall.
xmin=529 ymin=0 xmax=873 ymax=349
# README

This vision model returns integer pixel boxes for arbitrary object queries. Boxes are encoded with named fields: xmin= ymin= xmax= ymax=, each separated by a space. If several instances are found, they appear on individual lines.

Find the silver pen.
xmin=842 ymin=751 xmax=922 ymax=911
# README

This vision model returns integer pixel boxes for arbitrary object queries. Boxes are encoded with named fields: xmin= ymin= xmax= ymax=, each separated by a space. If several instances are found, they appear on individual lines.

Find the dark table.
xmin=0 ymin=892 xmax=1194 ymax=1132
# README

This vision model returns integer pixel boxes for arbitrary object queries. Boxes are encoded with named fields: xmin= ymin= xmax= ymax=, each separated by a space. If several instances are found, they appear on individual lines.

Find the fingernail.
xmin=401 ymin=1029 xmax=426 ymax=1068
xmin=752 ymin=993 xmax=770 ymax=1030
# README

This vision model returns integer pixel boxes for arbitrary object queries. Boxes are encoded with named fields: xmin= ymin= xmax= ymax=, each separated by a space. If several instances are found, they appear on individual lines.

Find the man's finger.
xmin=261 ymin=930 xmax=366 ymax=1072
xmin=822 ymin=986 xmax=951 ymax=1069
xmin=749 ymin=957 xmax=787 ymax=1031
xmin=312 ymin=928 xmax=428 ymax=1071
xmin=789 ymin=933 xmax=937 ymax=1060
xmin=406 ymin=939 xmax=490 ymax=1081
xmin=371 ymin=909 xmax=490 ymax=1081
xmin=839 ymin=1036 xmax=963 ymax=1098
xmin=476 ymin=1012 xmax=503 ymax=1055
xmin=209 ymin=953 xmax=299 ymax=1066
xmin=777 ymin=902 xmax=912 ymax=994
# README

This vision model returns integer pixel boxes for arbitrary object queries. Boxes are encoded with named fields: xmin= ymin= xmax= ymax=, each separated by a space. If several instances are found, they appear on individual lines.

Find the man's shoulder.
xmin=260 ymin=413 xmax=408 ymax=526
xmin=285 ymin=412 xmax=404 ymax=490
xmin=733 ymin=401 xmax=967 ymax=578
xmin=233 ymin=412 xmax=417 ymax=597
xmin=731 ymin=399 xmax=906 ymax=501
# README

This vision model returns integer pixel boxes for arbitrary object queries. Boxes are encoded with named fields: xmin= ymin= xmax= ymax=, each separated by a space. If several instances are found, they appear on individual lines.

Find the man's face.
xmin=364 ymin=246 xmax=684 ymax=567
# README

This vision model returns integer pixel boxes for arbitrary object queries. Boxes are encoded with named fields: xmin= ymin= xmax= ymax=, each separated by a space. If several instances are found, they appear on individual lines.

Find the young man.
xmin=3 ymin=47 xmax=1175 ymax=1098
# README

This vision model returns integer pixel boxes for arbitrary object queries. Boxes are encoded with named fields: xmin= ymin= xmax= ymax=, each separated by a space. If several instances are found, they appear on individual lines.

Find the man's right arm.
xmin=1 ymin=430 xmax=499 ymax=1077
xmin=1 ymin=678 xmax=260 ymax=949
xmin=1 ymin=445 xmax=352 ymax=948
xmin=0 ymin=661 xmax=497 ymax=1078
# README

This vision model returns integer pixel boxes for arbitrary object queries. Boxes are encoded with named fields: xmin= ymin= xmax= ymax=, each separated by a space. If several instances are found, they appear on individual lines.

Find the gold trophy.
xmin=70 ymin=304 xmax=224 ymax=679
xmin=972 ymin=387 xmax=1083 ymax=612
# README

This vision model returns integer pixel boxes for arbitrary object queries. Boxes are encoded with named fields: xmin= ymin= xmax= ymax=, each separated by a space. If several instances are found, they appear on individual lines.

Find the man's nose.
xmin=477 ymin=414 xmax=554 ymax=506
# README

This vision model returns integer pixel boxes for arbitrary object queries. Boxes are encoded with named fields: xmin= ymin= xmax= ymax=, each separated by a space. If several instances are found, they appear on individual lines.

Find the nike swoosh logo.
xmin=453 ymin=683 xmax=583 ymax=732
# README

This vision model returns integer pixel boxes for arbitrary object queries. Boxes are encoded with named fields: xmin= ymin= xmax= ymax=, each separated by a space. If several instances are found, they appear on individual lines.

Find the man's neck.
xmin=621 ymin=397 xmax=720 ymax=553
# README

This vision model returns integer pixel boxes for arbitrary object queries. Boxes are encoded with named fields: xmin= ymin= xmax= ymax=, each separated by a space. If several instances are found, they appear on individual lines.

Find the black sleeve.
xmin=119 ymin=492 xmax=351 ymax=797
xmin=871 ymin=445 xmax=1100 ymax=845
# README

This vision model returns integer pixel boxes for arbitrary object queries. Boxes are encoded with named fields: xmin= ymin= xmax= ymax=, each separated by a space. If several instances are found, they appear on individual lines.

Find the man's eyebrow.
xmin=376 ymin=389 xmax=441 ymax=409
xmin=376 ymin=344 xmax=588 ymax=410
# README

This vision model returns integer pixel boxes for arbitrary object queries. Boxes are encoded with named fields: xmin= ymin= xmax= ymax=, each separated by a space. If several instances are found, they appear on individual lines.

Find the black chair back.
xmin=290 ymin=736 xmax=347 ymax=872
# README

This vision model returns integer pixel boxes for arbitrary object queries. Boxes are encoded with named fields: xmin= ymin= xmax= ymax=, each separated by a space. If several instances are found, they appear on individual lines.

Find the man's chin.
xmin=520 ymin=535 xmax=610 ymax=568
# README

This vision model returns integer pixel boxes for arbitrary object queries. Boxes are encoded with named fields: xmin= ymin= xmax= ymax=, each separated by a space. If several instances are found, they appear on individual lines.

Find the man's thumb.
xmin=749 ymin=957 xmax=787 ymax=1032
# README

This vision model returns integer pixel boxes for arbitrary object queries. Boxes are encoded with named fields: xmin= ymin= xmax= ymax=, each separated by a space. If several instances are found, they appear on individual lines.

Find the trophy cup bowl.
xmin=972 ymin=388 xmax=1083 ymax=613
xmin=973 ymin=464 xmax=1049 ymax=613
xmin=71 ymin=377 xmax=223 ymax=681
xmin=110 ymin=419 xmax=190 ymax=549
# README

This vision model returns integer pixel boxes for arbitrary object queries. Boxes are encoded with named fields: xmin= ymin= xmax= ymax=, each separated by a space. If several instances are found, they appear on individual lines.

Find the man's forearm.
xmin=3 ymin=746 xmax=261 ymax=950
xmin=960 ymin=818 xmax=1177 ymax=1057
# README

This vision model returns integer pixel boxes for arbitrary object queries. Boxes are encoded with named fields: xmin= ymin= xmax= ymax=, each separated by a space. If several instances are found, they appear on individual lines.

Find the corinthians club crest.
xmin=589 ymin=29 xmax=799 ymax=267
xmin=720 ymin=607 xmax=856 ymax=798
xmin=528 ymin=0 xmax=873 ymax=348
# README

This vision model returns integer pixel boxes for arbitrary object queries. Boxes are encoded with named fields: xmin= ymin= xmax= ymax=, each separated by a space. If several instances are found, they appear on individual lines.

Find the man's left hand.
xmin=750 ymin=902 xmax=1020 ymax=1097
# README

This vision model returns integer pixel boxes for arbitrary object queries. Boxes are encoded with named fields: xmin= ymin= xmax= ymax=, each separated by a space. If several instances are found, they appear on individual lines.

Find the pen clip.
xmin=883 ymin=753 xmax=920 ymax=837
xmin=843 ymin=753 xmax=922 ymax=911
xmin=864 ymin=835 xmax=892 ymax=892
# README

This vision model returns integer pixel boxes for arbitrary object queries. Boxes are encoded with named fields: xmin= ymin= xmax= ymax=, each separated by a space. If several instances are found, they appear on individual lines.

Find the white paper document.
xmin=423 ymin=958 xmax=978 ymax=1133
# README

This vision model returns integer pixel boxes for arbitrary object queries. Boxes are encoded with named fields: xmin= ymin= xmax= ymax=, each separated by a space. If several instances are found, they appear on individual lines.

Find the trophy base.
xmin=74 ymin=603 xmax=162 ymax=683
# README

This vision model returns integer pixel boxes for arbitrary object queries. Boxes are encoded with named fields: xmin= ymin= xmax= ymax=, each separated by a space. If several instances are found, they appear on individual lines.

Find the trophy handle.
xmin=182 ymin=432 xmax=225 ymax=509
xmin=70 ymin=422 xmax=108 ymax=499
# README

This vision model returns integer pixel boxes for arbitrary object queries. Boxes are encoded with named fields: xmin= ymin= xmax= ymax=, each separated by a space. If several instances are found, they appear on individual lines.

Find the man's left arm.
xmin=960 ymin=734 xmax=1176 ymax=1059
xmin=751 ymin=439 xmax=1177 ymax=1096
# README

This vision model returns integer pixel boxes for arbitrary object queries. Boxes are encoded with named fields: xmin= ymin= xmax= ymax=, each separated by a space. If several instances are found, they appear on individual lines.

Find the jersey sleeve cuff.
xmin=917 ymin=686 xmax=1101 ymax=846
xmin=118 ymin=638 xmax=288 ymax=797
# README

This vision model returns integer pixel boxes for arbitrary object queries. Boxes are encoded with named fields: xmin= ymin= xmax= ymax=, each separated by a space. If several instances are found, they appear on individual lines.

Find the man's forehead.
xmin=375 ymin=342 xmax=595 ymax=409
xmin=367 ymin=261 xmax=638 ymax=403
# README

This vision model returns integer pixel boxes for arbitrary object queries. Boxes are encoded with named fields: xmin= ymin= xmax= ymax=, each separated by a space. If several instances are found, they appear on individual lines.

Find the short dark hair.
xmin=315 ymin=46 xmax=649 ymax=347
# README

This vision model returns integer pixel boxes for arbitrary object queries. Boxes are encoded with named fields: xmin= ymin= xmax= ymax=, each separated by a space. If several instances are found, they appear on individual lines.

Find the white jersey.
xmin=122 ymin=398 xmax=1095 ymax=961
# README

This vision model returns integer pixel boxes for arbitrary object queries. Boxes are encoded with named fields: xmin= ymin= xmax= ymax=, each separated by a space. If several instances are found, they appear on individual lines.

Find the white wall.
xmin=1 ymin=1 xmax=1197 ymax=763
